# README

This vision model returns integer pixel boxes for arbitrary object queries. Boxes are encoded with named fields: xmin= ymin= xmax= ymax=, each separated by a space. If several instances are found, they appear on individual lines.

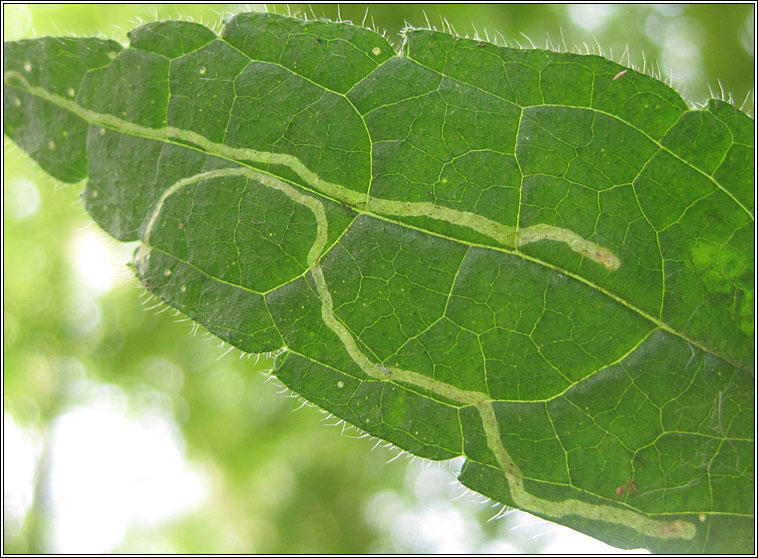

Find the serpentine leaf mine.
xmin=4 ymin=12 xmax=753 ymax=553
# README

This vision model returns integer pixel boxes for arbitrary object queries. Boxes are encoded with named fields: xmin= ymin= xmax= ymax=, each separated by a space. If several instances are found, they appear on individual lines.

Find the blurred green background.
xmin=3 ymin=4 xmax=754 ymax=554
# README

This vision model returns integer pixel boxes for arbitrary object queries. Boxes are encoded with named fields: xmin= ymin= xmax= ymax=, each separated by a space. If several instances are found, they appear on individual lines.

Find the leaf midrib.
xmin=4 ymin=70 xmax=751 ymax=374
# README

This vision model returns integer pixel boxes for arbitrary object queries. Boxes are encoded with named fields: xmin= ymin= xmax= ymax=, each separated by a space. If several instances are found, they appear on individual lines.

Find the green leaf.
xmin=4 ymin=12 xmax=754 ymax=553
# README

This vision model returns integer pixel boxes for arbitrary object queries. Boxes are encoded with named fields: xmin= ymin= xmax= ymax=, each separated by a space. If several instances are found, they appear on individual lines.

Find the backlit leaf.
xmin=4 ymin=12 xmax=754 ymax=553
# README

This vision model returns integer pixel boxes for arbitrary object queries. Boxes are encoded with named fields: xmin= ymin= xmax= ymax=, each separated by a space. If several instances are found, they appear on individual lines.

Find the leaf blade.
xmin=4 ymin=12 xmax=753 ymax=553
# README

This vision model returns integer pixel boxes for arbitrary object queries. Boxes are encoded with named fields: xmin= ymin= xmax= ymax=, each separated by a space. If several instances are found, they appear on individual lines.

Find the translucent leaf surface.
xmin=3 ymin=13 xmax=754 ymax=553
